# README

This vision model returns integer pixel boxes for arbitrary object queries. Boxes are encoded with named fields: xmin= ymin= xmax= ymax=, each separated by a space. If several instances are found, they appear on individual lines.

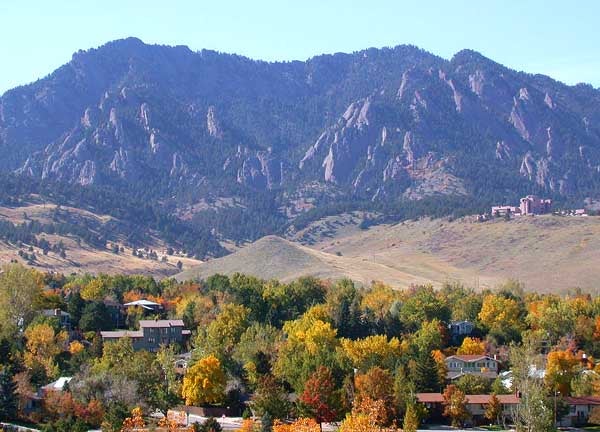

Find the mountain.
xmin=2 ymin=38 xmax=600 ymax=246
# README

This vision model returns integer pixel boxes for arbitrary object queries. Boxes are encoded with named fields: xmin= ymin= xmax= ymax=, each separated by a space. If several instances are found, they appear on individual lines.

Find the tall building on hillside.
xmin=520 ymin=195 xmax=552 ymax=215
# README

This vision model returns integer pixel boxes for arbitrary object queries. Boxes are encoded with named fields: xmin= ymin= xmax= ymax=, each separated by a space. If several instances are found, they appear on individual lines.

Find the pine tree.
xmin=414 ymin=350 xmax=441 ymax=393
xmin=0 ymin=367 xmax=17 ymax=420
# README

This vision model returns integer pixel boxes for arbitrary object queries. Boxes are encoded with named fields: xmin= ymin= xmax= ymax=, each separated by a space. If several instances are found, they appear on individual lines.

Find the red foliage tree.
xmin=299 ymin=366 xmax=340 ymax=427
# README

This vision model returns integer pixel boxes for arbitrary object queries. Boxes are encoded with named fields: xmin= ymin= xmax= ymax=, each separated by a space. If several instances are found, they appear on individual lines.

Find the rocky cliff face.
xmin=1 ymin=38 xmax=600 ymax=209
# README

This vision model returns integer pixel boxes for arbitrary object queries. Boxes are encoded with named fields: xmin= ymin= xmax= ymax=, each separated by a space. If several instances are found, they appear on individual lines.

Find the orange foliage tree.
xmin=272 ymin=418 xmax=320 ymax=432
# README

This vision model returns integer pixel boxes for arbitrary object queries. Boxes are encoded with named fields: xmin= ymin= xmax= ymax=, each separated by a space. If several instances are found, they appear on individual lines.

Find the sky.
xmin=1 ymin=1 xmax=599 ymax=95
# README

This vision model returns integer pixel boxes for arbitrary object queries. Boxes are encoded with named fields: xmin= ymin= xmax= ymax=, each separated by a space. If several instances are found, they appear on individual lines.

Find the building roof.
xmin=42 ymin=377 xmax=73 ymax=391
xmin=123 ymin=299 xmax=162 ymax=310
xmin=42 ymin=309 xmax=71 ymax=317
xmin=417 ymin=393 xmax=519 ymax=405
xmin=139 ymin=319 xmax=185 ymax=328
xmin=565 ymin=396 xmax=600 ymax=405
xmin=446 ymin=354 xmax=494 ymax=362
xmin=100 ymin=330 xmax=143 ymax=338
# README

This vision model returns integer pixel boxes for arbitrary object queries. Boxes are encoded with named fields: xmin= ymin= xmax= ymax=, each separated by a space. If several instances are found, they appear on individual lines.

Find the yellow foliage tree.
xmin=80 ymin=278 xmax=107 ymax=301
xmin=272 ymin=418 xmax=320 ymax=432
xmin=457 ymin=337 xmax=485 ymax=355
xmin=181 ymin=354 xmax=226 ymax=406
xmin=68 ymin=340 xmax=85 ymax=355
xmin=24 ymin=323 xmax=68 ymax=379
xmin=361 ymin=282 xmax=397 ymax=322
xmin=478 ymin=294 xmax=524 ymax=336
xmin=546 ymin=349 xmax=580 ymax=395
xmin=340 ymin=335 xmax=402 ymax=371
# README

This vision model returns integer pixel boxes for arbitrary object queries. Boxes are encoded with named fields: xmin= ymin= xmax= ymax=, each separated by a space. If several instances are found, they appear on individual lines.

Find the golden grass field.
xmin=180 ymin=214 xmax=600 ymax=293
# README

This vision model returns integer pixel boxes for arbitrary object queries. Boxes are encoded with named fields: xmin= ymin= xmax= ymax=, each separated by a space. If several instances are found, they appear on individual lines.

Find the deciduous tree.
xmin=182 ymin=355 xmax=226 ymax=406
xmin=442 ymin=385 xmax=470 ymax=427
xmin=299 ymin=366 xmax=340 ymax=426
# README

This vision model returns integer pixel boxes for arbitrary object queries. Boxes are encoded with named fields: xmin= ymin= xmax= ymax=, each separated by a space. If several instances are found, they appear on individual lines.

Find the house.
xmin=101 ymin=319 xmax=191 ymax=352
xmin=559 ymin=396 xmax=600 ymax=427
xmin=41 ymin=309 xmax=71 ymax=330
xmin=445 ymin=354 xmax=499 ymax=380
xmin=449 ymin=320 xmax=475 ymax=337
xmin=417 ymin=393 xmax=519 ymax=425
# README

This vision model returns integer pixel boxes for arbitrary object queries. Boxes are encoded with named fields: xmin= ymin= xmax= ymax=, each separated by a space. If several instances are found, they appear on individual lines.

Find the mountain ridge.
xmin=2 ymin=37 xmax=600 ymax=246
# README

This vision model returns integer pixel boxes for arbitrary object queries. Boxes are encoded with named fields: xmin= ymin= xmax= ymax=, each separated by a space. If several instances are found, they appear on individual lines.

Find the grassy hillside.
xmin=180 ymin=214 xmax=600 ymax=293
xmin=0 ymin=201 xmax=202 ymax=277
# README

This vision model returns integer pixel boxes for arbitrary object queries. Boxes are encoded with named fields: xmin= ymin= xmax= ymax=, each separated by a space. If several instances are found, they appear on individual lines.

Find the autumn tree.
xmin=24 ymin=322 xmax=68 ymax=380
xmin=121 ymin=406 xmax=146 ymax=431
xmin=273 ymin=313 xmax=341 ymax=392
xmin=545 ymin=349 xmax=580 ymax=395
xmin=340 ymin=335 xmax=402 ymax=372
xmin=478 ymin=294 xmax=525 ymax=343
xmin=442 ymin=385 xmax=470 ymax=427
xmin=272 ymin=418 xmax=320 ymax=432
xmin=182 ymin=354 xmax=226 ymax=406
xmin=0 ymin=263 xmax=43 ymax=338
xmin=354 ymin=367 xmax=395 ymax=425
xmin=457 ymin=337 xmax=486 ymax=355
xmin=299 ymin=366 xmax=340 ymax=426
xmin=485 ymin=393 xmax=502 ymax=425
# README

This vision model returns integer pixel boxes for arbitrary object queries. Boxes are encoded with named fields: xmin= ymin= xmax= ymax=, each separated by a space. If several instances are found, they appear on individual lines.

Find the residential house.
xmin=417 ymin=393 xmax=519 ymax=425
xmin=41 ymin=309 xmax=71 ymax=330
xmin=560 ymin=396 xmax=600 ymax=427
xmin=449 ymin=320 xmax=474 ymax=337
xmin=445 ymin=354 xmax=499 ymax=380
xmin=101 ymin=319 xmax=191 ymax=352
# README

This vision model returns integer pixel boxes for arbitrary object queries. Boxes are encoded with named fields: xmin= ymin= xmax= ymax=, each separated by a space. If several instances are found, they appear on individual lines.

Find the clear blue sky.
xmin=1 ymin=1 xmax=599 ymax=95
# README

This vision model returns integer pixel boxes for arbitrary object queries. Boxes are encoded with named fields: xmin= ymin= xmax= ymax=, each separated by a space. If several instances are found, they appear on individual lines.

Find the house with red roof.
xmin=417 ymin=393 xmax=519 ymax=425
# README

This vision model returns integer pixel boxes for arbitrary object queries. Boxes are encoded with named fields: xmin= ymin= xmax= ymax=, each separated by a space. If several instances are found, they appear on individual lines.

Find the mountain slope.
xmin=176 ymin=234 xmax=492 ymax=288
xmin=2 ymin=38 xmax=600 ymax=244
xmin=180 ymin=215 xmax=600 ymax=293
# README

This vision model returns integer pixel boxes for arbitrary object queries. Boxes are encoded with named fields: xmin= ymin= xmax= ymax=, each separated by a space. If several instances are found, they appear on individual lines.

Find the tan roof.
xmin=417 ymin=393 xmax=519 ymax=405
xmin=446 ymin=354 xmax=494 ymax=362
xmin=100 ymin=330 xmax=143 ymax=338
xmin=139 ymin=319 xmax=185 ymax=328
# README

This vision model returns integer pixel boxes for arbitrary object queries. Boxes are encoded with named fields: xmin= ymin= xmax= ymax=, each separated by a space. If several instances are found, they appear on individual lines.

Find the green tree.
xmin=0 ymin=366 xmax=17 ymax=421
xmin=413 ymin=350 xmax=441 ymax=393
xmin=199 ymin=417 xmax=222 ymax=432
xmin=79 ymin=301 xmax=112 ymax=332
xmin=250 ymin=375 xmax=292 ymax=420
